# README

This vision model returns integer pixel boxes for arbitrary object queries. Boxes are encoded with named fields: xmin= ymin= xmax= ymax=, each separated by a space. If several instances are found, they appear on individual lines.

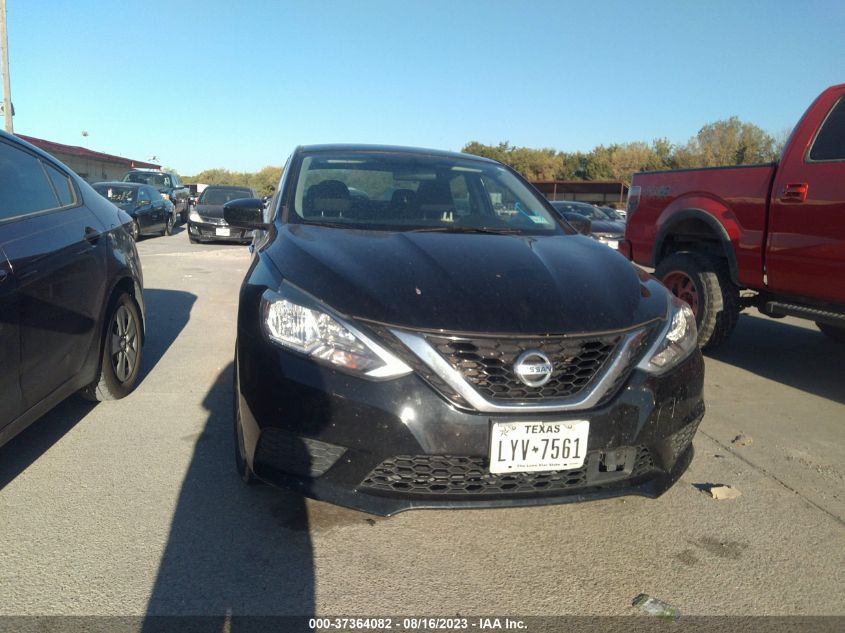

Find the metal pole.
xmin=0 ymin=0 xmax=13 ymax=133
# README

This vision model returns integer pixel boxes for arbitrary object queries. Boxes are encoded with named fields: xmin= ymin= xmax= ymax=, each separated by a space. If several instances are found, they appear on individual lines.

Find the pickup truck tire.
xmin=655 ymin=252 xmax=740 ymax=350
xmin=816 ymin=322 xmax=845 ymax=343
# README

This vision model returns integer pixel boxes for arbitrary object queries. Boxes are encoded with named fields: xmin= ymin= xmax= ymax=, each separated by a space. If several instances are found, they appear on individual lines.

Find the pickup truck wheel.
xmin=816 ymin=322 xmax=845 ymax=343
xmin=131 ymin=219 xmax=141 ymax=241
xmin=656 ymin=252 xmax=740 ymax=350
xmin=164 ymin=214 xmax=174 ymax=236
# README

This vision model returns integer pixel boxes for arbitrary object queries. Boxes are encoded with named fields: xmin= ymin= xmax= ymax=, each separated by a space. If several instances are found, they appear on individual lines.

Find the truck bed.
xmin=626 ymin=163 xmax=776 ymax=289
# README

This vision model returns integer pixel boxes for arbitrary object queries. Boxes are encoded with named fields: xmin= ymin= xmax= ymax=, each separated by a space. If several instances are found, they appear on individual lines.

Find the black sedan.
xmin=224 ymin=144 xmax=704 ymax=516
xmin=550 ymin=200 xmax=626 ymax=249
xmin=187 ymin=185 xmax=257 ymax=243
xmin=1 ymin=132 xmax=145 ymax=450
xmin=93 ymin=182 xmax=176 ymax=239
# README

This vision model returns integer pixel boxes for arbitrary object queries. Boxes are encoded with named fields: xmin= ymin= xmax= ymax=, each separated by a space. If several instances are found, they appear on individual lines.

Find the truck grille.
xmin=425 ymin=334 xmax=621 ymax=401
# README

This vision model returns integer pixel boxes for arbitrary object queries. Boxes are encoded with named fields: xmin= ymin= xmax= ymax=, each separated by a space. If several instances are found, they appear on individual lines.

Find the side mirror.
xmin=224 ymin=198 xmax=270 ymax=230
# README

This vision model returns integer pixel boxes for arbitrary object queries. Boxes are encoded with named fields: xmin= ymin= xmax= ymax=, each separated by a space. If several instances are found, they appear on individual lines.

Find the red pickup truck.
xmin=621 ymin=83 xmax=845 ymax=349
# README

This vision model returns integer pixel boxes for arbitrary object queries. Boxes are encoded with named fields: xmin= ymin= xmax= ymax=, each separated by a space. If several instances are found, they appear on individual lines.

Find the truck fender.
xmin=652 ymin=204 xmax=741 ymax=286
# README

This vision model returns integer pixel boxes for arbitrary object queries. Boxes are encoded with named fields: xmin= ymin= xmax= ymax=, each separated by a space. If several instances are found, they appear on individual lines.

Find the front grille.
xmin=199 ymin=228 xmax=245 ymax=238
xmin=668 ymin=415 xmax=702 ymax=459
xmin=426 ymin=334 xmax=621 ymax=401
xmin=360 ymin=448 xmax=655 ymax=498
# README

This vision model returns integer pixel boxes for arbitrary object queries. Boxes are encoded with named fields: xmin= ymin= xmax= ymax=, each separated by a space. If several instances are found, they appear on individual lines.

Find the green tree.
xmin=677 ymin=117 xmax=779 ymax=167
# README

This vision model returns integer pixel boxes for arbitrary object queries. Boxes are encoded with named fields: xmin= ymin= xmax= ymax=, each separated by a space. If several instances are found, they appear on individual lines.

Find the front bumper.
xmin=235 ymin=329 xmax=705 ymax=516
xmin=188 ymin=220 xmax=253 ymax=243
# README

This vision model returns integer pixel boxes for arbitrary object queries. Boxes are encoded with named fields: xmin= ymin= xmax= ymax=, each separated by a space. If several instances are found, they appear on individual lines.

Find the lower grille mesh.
xmin=361 ymin=448 xmax=655 ymax=497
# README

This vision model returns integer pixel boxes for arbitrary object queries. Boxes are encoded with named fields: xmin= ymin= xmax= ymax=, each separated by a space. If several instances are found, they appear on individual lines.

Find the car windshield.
xmin=290 ymin=151 xmax=563 ymax=234
xmin=552 ymin=202 xmax=616 ymax=222
xmin=199 ymin=188 xmax=253 ymax=205
xmin=123 ymin=172 xmax=169 ymax=187
xmin=94 ymin=184 xmax=136 ymax=203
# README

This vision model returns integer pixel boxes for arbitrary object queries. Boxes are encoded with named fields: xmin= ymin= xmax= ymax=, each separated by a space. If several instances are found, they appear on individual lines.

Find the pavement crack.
xmin=698 ymin=430 xmax=844 ymax=527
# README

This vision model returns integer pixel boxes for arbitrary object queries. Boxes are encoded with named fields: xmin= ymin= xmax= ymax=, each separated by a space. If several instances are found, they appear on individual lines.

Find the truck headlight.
xmin=638 ymin=296 xmax=698 ymax=375
xmin=189 ymin=209 xmax=202 ymax=222
xmin=261 ymin=285 xmax=411 ymax=380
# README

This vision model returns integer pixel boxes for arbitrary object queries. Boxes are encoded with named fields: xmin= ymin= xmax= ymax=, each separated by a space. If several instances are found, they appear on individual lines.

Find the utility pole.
xmin=0 ymin=0 xmax=13 ymax=133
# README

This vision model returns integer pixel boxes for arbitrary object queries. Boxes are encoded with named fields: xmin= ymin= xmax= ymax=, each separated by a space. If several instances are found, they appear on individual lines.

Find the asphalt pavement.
xmin=0 ymin=225 xmax=843 ymax=618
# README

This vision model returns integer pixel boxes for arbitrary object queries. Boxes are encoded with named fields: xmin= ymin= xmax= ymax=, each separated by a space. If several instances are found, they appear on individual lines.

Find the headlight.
xmin=638 ymin=296 xmax=698 ymax=375
xmin=261 ymin=286 xmax=412 ymax=380
xmin=189 ymin=209 xmax=202 ymax=222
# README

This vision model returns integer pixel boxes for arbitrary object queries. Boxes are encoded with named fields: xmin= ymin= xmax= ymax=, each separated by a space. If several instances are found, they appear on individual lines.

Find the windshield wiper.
xmin=408 ymin=226 xmax=521 ymax=235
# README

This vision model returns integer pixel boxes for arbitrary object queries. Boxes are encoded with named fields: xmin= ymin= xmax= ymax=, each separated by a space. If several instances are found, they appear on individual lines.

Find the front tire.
xmin=81 ymin=293 xmax=143 ymax=401
xmin=164 ymin=213 xmax=174 ymax=236
xmin=655 ymin=252 xmax=740 ymax=350
xmin=131 ymin=219 xmax=141 ymax=241
xmin=817 ymin=322 xmax=845 ymax=343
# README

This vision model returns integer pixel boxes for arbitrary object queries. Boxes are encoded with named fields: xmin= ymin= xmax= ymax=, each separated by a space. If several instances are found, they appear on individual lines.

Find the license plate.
xmin=216 ymin=227 xmax=231 ymax=236
xmin=489 ymin=420 xmax=589 ymax=473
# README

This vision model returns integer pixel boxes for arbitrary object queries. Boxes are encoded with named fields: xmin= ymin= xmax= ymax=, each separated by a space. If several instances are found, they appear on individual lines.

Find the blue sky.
xmin=6 ymin=0 xmax=844 ymax=175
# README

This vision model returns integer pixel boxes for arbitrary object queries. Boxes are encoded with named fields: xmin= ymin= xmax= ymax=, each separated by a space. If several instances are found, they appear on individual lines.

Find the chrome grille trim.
xmin=390 ymin=327 xmax=651 ymax=413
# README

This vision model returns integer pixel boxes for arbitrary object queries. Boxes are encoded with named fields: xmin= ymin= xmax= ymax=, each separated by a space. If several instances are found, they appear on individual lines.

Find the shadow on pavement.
xmin=707 ymin=313 xmax=845 ymax=404
xmin=0 ymin=288 xmax=195 ymax=490
xmin=142 ymin=362 xmax=314 ymax=628
xmin=137 ymin=288 xmax=197 ymax=384
xmin=0 ymin=397 xmax=95 ymax=490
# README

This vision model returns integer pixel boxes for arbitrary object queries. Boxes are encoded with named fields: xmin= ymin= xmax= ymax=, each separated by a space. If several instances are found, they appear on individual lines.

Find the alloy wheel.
xmin=662 ymin=271 xmax=700 ymax=316
xmin=110 ymin=304 xmax=139 ymax=383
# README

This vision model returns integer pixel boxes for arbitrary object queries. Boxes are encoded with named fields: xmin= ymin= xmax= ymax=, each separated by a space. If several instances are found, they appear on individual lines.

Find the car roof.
xmin=93 ymin=181 xmax=142 ymax=187
xmin=551 ymin=200 xmax=594 ymax=207
xmin=202 ymin=185 xmax=254 ymax=190
xmin=297 ymin=144 xmax=499 ymax=164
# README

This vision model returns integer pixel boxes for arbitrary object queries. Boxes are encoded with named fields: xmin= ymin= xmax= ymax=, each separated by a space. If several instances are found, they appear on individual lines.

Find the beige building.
xmin=531 ymin=180 xmax=628 ymax=207
xmin=18 ymin=134 xmax=160 ymax=183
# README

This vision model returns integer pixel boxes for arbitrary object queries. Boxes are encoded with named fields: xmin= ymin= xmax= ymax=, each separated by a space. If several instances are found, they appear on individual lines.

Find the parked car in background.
xmin=0 ymin=131 xmax=145 ymax=450
xmin=188 ymin=185 xmax=257 ymax=244
xmin=622 ymin=83 xmax=845 ymax=348
xmin=600 ymin=205 xmax=626 ymax=222
xmin=93 ymin=182 xmax=176 ymax=239
xmin=608 ymin=206 xmax=627 ymax=221
xmin=224 ymin=144 xmax=704 ymax=516
xmin=550 ymin=200 xmax=626 ymax=249
xmin=121 ymin=169 xmax=190 ymax=223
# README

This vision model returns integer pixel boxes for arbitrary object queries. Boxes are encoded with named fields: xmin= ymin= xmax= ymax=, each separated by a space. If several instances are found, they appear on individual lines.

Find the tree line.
xmin=463 ymin=117 xmax=784 ymax=184
xmin=180 ymin=165 xmax=283 ymax=196
xmin=180 ymin=116 xmax=784 ymax=190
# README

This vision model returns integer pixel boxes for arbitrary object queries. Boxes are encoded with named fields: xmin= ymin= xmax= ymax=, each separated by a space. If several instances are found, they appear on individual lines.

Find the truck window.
xmin=809 ymin=97 xmax=845 ymax=161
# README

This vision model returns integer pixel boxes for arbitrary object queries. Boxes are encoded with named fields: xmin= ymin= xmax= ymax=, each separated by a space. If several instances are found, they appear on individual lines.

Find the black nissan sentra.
xmin=224 ymin=145 xmax=704 ymax=516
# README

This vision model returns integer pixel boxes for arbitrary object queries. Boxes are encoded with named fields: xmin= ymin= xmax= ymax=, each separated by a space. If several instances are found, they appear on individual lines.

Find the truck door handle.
xmin=780 ymin=183 xmax=809 ymax=203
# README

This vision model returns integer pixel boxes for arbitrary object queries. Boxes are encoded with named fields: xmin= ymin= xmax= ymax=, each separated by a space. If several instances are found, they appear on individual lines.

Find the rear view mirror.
xmin=224 ymin=198 xmax=270 ymax=230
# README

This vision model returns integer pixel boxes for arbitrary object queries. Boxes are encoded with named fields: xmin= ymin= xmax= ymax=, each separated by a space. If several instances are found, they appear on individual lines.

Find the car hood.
xmin=589 ymin=220 xmax=626 ymax=235
xmin=196 ymin=204 xmax=225 ymax=220
xmin=266 ymin=225 xmax=667 ymax=334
